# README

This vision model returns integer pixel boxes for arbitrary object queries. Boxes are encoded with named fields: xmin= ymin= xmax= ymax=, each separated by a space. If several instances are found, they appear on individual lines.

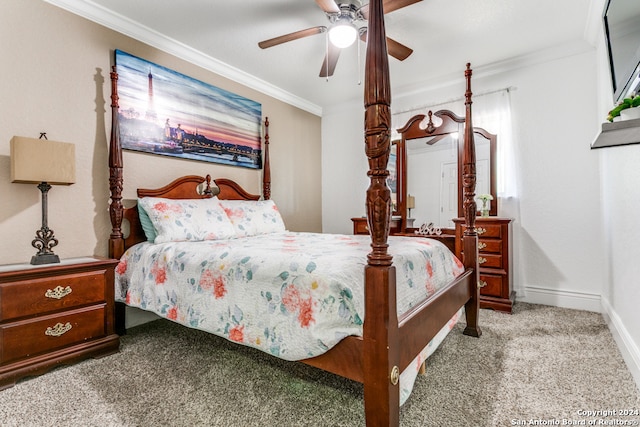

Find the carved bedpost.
xmin=462 ymin=63 xmax=477 ymax=235
xmin=364 ymin=8 xmax=392 ymax=267
xmin=362 ymin=0 xmax=400 ymax=425
xmin=263 ymin=117 xmax=271 ymax=200
xmin=462 ymin=63 xmax=482 ymax=338
xmin=109 ymin=66 xmax=124 ymax=260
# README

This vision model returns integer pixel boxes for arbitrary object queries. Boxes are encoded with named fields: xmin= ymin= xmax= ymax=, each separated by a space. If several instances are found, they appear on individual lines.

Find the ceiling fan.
xmin=258 ymin=0 xmax=421 ymax=78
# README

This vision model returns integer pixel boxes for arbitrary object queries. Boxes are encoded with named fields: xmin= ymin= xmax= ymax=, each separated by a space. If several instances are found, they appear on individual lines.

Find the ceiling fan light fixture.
xmin=328 ymin=20 xmax=357 ymax=48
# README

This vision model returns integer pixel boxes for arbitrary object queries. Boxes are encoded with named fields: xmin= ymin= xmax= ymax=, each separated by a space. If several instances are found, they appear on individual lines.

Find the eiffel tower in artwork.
xmin=145 ymin=69 xmax=157 ymax=122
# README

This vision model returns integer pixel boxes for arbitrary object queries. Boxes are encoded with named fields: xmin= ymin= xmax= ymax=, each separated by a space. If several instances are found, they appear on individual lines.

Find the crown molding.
xmin=393 ymin=39 xmax=594 ymax=104
xmin=43 ymin=0 xmax=323 ymax=117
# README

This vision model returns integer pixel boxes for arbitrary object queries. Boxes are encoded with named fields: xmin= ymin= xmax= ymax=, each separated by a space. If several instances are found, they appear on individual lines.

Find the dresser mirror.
xmin=396 ymin=110 xmax=497 ymax=230
xmin=388 ymin=141 xmax=399 ymax=216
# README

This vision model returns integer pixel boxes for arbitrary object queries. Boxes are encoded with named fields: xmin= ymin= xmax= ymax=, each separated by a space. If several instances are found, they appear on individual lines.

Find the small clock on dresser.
xmin=0 ymin=257 xmax=120 ymax=389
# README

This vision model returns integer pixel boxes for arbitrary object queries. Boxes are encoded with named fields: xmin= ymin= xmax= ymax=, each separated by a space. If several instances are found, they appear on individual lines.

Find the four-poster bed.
xmin=107 ymin=1 xmax=481 ymax=425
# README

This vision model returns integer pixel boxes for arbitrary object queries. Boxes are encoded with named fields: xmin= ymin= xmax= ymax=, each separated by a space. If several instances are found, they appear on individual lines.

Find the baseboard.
xmin=517 ymin=286 xmax=602 ymax=313
xmin=601 ymin=298 xmax=640 ymax=392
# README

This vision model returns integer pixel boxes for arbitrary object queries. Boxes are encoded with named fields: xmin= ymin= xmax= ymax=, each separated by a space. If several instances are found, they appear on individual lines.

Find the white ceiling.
xmin=48 ymin=0 xmax=599 ymax=114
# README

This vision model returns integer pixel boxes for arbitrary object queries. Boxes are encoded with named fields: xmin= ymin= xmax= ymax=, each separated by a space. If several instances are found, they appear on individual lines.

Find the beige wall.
xmin=0 ymin=0 xmax=321 ymax=266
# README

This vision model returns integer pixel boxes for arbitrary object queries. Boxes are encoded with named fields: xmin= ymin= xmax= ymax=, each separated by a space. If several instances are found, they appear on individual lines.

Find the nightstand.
xmin=0 ymin=257 xmax=120 ymax=389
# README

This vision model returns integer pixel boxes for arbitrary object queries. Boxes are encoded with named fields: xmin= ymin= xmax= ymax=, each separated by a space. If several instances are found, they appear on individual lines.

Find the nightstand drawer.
xmin=0 ymin=305 xmax=106 ymax=365
xmin=0 ymin=269 xmax=108 ymax=322
xmin=478 ymin=274 xmax=504 ymax=298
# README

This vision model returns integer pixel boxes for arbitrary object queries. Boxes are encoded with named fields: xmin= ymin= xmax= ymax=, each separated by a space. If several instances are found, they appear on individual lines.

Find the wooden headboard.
xmin=119 ymin=175 xmax=262 ymax=253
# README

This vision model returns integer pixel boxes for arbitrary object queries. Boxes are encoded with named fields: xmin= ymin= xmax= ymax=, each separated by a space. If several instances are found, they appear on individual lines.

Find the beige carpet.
xmin=0 ymin=303 xmax=638 ymax=426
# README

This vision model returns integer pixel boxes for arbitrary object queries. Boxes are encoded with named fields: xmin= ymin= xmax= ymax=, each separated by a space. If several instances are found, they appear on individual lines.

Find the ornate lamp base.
xmin=30 ymin=182 xmax=61 ymax=265
xmin=31 ymin=252 xmax=60 ymax=265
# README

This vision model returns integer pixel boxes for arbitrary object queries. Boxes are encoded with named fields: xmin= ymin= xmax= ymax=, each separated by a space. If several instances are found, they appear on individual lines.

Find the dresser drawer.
xmin=478 ymin=253 xmax=502 ymax=269
xmin=478 ymin=274 xmax=505 ymax=298
xmin=459 ymin=223 xmax=502 ymax=238
xmin=0 ymin=305 xmax=106 ymax=365
xmin=477 ymin=239 xmax=502 ymax=254
xmin=352 ymin=217 xmax=402 ymax=235
xmin=353 ymin=218 xmax=370 ymax=235
xmin=459 ymin=252 xmax=503 ymax=269
xmin=0 ymin=270 xmax=107 ymax=322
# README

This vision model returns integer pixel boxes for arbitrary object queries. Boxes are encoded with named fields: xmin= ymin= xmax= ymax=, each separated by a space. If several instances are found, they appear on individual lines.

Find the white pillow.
xmin=138 ymin=197 xmax=236 ymax=243
xmin=218 ymin=199 xmax=286 ymax=237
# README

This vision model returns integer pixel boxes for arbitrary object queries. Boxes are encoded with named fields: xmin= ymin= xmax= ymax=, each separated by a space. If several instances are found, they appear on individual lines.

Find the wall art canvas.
xmin=115 ymin=50 xmax=262 ymax=169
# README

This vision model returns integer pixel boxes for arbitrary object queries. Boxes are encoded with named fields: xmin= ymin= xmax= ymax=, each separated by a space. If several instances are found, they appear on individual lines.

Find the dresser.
xmin=351 ymin=216 xmax=402 ymax=235
xmin=352 ymin=217 xmax=456 ymax=252
xmin=453 ymin=217 xmax=514 ymax=313
xmin=0 ymin=257 xmax=120 ymax=389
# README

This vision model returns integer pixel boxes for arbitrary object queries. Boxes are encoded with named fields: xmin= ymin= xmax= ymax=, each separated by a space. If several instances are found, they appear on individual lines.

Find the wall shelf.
xmin=591 ymin=117 xmax=640 ymax=149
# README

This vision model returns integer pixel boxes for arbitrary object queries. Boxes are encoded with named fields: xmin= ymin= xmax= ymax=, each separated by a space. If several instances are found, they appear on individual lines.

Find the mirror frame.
xmin=396 ymin=109 xmax=497 ymax=231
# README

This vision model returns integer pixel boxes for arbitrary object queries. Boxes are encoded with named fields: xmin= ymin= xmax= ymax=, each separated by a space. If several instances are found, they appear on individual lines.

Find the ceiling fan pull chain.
xmin=357 ymin=33 xmax=362 ymax=86
xmin=325 ymin=31 xmax=330 ymax=82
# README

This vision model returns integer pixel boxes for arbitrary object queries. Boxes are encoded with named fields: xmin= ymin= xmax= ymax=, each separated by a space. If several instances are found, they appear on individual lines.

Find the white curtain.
xmin=391 ymin=88 xmax=518 ymax=199
xmin=392 ymin=89 xmax=522 ymax=293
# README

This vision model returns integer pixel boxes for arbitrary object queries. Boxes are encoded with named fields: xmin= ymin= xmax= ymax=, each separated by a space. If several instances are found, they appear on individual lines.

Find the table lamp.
xmin=407 ymin=194 xmax=415 ymax=218
xmin=10 ymin=134 xmax=76 ymax=265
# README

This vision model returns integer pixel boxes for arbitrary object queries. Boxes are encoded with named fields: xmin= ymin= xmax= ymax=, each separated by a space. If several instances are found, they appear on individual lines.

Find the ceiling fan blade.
xmin=359 ymin=0 xmax=423 ymax=19
xmin=315 ymin=0 xmax=340 ymax=14
xmin=382 ymin=0 xmax=423 ymax=14
xmin=386 ymin=36 xmax=413 ymax=61
xmin=319 ymin=43 xmax=341 ymax=77
xmin=258 ymin=26 xmax=327 ymax=49
xmin=359 ymin=30 xmax=413 ymax=61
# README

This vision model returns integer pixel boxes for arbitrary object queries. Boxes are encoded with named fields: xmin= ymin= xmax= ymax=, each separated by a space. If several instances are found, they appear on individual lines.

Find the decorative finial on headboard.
xmin=203 ymin=174 xmax=213 ymax=196
xmin=426 ymin=110 xmax=436 ymax=134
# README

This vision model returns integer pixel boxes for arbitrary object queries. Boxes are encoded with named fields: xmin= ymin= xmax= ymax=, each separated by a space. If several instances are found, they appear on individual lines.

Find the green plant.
xmin=607 ymin=94 xmax=640 ymax=122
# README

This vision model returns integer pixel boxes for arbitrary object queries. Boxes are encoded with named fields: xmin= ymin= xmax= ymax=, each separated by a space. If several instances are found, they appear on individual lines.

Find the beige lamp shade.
xmin=407 ymin=195 xmax=415 ymax=209
xmin=10 ymin=136 xmax=75 ymax=185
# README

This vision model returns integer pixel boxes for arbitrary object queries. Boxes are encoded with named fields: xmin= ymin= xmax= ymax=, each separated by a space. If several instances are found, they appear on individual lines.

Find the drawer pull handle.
xmin=390 ymin=366 xmax=399 ymax=385
xmin=45 ymin=285 xmax=72 ymax=300
xmin=478 ymin=257 xmax=487 ymax=264
xmin=478 ymin=280 xmax=488 ymax=288
xmin=477 ymin=227 xmax=487 ymax=235
xmin=45 ymin=322 xmax=72 ymax=337
xmin=478 ymin=242 xmax=487 ymax=250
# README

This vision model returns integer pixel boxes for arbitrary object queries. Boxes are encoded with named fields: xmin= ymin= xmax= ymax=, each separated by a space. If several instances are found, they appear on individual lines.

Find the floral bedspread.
xmin=115 ymin=232 xmax=464 ymax=404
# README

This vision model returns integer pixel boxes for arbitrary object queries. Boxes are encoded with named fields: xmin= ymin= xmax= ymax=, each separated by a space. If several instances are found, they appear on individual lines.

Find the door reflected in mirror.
xmin=406 ymin=132 xmax=491 ymax=228
xmin=396 ymin=110 xmax=497 ymax=232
